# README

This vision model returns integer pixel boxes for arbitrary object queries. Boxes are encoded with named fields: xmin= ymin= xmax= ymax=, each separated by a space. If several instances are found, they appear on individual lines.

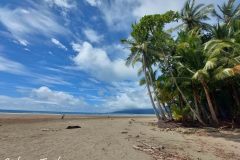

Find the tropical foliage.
xmin=122 ymin=0 xmax=240 ymax=126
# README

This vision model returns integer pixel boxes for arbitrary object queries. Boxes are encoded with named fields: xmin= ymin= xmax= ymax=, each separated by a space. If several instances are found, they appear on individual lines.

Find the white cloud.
xmin=0 ymin=55 xmax=70 ymax=86
xmin=0 ymin=6 xmax=68 ymax=46
xmin=97 ymin=82 xmax=151 ymax=112
xmin=71 ymin=41 xmax=137 ymax=82
xmin=45 ymin=0 xmax=76 ymax=9
xmin=85 ymin=0 xmax=101 ymax=6
xmin=91 ymin=0 xmax=137 ymax=31
xmin=0 ymin=55 xmax=28 ymax=75
xmin=0 ymin=84 xmax=151 ymax=112
xmin=132 ymin=0 xmax=225 ymax=20
xmin=51 ymin=38 xmax=68 ymax=50
xmin=33 ymin=74 xmax=72 ymax=86
xmin=0 ymin=86 xmax=91 ymax=112
xmin=83 ymin=28 xmax=103 ymax=43
xmin=87 ymin=0 xmax=225 ymax=31
xmin=31 ymin=86 xmax=84 ymax=106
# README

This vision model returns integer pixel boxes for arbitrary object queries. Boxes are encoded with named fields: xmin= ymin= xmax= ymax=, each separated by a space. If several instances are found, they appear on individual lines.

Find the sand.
xmin=0 ymin=115 xmax=240 ymax=160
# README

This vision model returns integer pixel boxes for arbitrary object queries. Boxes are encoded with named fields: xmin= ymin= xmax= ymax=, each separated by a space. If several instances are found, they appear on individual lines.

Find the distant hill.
xmin=112 ymin=108 xmax=154 ymax=114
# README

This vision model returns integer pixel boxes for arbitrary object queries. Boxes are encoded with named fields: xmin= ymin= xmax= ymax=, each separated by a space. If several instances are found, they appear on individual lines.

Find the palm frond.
xmin=204 ymin=58 xmax=217 ymax=70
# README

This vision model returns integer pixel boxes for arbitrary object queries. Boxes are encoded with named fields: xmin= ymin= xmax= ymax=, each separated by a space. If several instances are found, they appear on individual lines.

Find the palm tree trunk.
xmin=142 ymin=56 xmax=161 ymax=120
xmin=162 ymin=103 xmax=173 ymax=120
xmin=200 ymin=80 xmax=219 ymax=125
xmin=170 ymin=72 xmax=206 ymax=126
xmin=179 ymin=93 xmax=184 ymax=111
xmin=193 ymin=89 xmax=201 ymax=120
xmin=147 ymin=67 xmax=167 ymax=120
xmin=231 ymin=83 xmax=240 ymax=108
xmin=192 ymin=83 xmax=205 ymax=122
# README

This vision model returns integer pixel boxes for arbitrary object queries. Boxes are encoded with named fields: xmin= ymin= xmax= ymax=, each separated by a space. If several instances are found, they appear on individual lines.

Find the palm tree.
xmin=122 ymin=0 xmax=240 ymax=126
xmin=204 ymin=21 xmax=240 ymax=121
xmin=122 ymin=39 xmax=162 ymax=120
xmin=175 ymin=29 xmax=219 ymax=124
xmin=178 ymin=0 xmax=214 ymax=30
xmin=213 ymin=0 xmax=240 ymax=26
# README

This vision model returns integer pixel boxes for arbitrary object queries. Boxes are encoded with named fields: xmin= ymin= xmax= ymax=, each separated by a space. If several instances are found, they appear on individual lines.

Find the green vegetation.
xmin=122 ymin=0 xmax=240 ymax=127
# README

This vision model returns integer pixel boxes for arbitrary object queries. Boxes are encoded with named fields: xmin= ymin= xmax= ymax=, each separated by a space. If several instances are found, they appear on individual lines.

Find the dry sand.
xmin=0 ymin=114 xmax=239 ymax=160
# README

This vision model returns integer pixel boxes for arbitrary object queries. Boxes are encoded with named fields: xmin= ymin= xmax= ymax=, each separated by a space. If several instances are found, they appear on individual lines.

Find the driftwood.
xmin=66 ymin=126 xmax=81 ymax=129
xmin=133 ymin=141 xmax=188 ymax=160
xmin=121 ymin=131 xmax=128 ymax=134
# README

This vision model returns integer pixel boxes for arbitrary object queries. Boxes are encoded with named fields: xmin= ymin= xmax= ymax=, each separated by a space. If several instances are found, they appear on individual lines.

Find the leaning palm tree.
xmin=122 ymin=39 xmax=162 ymax=120
xmin=178 ymin=0 xmax=214 ymax=31
xmin=138 ymin=67 xmax=169 ymax=119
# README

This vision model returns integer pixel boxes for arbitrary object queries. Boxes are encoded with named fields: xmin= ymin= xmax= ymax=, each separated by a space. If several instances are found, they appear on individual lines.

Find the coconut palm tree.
xmin=178 ymin=0 xmax=214 ymax=30
xmin=175 ymin=29 xmax=219 ymax=124
xmin=122 ymin=0 xmax=240 ymax=126
xmin=213 ymin=0 xmax=240 ymax=26
xmin=204 ymin=21 xmax=240 ymax=121
xmin=122 ymin=39 xmax=162 ymax=120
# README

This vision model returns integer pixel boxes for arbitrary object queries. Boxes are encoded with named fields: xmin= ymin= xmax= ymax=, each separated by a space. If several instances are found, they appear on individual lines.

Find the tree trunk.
xmin=170 ymin=72 xmax=206 ymax=126
xmin=192 ymin=83 xmax=205 ymax=122
xmin=178 ymin=93 xmax=184 ymax=111
xmin=147 ymin=67 xmax=167 ymax=120
xmin=200 ymin=80 xmax=219 ymax=125
xmin=193 ymin=89 xmax=201 ymax=120
xmin=231 ymin=82 xmax=240 ymax=127
xmin=163 ymin=103 xmax=173 ymax=120
xmin=142 ymin=56 xmax=161 ymax=120
xmin=231 ymin=83 xmax=240 ymax=108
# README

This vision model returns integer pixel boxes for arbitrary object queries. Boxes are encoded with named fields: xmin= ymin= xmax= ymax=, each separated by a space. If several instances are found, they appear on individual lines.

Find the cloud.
xmin=33 ymin=74 xmax=72 ymax=86
xmin=89 ymin=0 xmax=137 ymax=31
xmin=51 ymin=38 xmax=68 ymax=50
xmin=86 ymin=0 xmax=225 ymax=31
xmin=31 ymin=86 xmax=84 ymax=106
xmin=0 ymin=86 xmax=91 ymax=112
xmin=97 ymin=82 xmax=151 ymax=112
xmin=0 ymin=55 xmax=28 ymax=75
xmin=132 ymin=0 xmax=226 ymax=21
xmin=0 ymin=55 xmax=70 ymax=86
xmin=71 ymin=41 xmax=137 ymax=82
xmin=83 ymin=28 xmax=103 ymax=43
xmin=0 ymin=5 xmax=68 ymax=46
xmin=85 ymin=0 xmax=101 ymax=6
xmin=45 ymin=0 xmax=76 ymax=9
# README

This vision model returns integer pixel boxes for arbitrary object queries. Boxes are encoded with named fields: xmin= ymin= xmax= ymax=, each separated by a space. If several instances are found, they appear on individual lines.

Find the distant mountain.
xmin=112 ymin=108 xmax=154 ymax=114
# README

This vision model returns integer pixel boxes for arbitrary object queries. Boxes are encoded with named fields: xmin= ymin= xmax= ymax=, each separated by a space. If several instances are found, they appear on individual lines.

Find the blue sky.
xmin=0 ymin=0 xmax=228 ymax=112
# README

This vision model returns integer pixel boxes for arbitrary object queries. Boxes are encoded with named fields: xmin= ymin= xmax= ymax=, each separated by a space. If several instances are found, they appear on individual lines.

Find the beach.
xmin=0 ymin=115 xmax=240 ymax=160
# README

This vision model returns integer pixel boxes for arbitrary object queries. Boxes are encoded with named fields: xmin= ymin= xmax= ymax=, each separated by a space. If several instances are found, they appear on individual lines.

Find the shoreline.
xmin=0 ymin=113 xmax=155 ymax=124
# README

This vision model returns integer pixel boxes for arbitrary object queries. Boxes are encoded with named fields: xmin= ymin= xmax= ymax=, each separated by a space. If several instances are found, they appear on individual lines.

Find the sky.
xmin=0 ymin=0 xmax=228 ymax=113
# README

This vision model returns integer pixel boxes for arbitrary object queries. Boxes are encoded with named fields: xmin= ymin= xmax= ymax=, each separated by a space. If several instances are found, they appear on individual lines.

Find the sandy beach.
xmin=0 ymin=115 xmax=240 ymax=160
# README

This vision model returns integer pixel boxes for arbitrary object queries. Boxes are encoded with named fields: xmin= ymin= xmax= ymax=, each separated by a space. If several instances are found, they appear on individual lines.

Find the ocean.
xmin=0 ymin=109 xmax=155 ymax=117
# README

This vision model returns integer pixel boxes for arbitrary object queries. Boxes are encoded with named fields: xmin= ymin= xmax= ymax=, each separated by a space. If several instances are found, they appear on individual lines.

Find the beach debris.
xmin=121 ymin=131 xmax=128 ymax=134
xmin=133 ymin=141 xmax=188 ymax=160
xmin=42 ymin=128 xmax=50 ymax=131
xmin=135 ymin=135 xmax=140 ymax=138
xmin=41 ymin=128 xmax=60 ymax=132
xmin=66 ymin=125 xmax=81 ymax=129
